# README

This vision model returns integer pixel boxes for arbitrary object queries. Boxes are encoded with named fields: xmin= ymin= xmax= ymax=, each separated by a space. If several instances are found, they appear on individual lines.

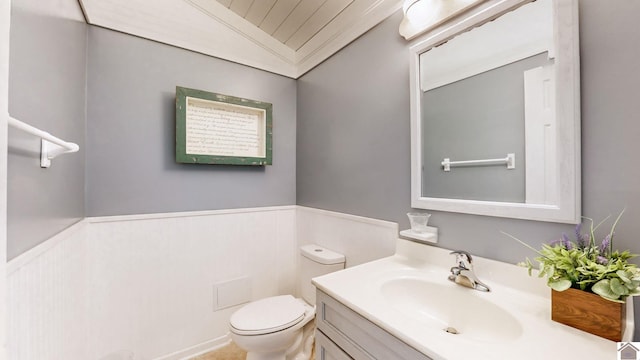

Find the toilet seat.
xmin=230 ymin=295 xmax=306 ymax=336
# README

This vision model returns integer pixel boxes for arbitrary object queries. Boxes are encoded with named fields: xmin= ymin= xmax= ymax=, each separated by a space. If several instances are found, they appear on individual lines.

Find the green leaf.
xmin=616 ymin=270 xmax=631 ymax=283
xmin=525 ymin=258 xmax=534 ymax=277
xmin=626 ymin=280 xmax=640 ymax=290
xmin=548 ymin=279 xmax=571 ymax=291
xmin=610 ymin=278 xmax=629 ymax=296
xmin=538 ymin=264 xmax=550 ymax=278
xmin=592 ymin=279 xmax=620 ymax=300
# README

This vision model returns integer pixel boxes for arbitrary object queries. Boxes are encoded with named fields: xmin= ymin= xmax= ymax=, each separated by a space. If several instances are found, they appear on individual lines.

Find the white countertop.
xmin=312 ymin=238 xmax=633 ymax=360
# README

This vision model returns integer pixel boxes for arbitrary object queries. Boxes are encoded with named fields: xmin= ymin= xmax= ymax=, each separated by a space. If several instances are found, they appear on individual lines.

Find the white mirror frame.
xmin=409 ymin=0 xmax=581 ymax=223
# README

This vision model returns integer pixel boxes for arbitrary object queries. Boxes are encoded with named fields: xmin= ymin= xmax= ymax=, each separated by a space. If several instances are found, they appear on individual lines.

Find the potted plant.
xmin=503 ymin=210 xmax=640 ymax=341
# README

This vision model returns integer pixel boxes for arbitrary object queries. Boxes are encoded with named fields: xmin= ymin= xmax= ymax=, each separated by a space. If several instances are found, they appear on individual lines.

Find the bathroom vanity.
xmin=312 ymin=239 xmax=633 ymax=360
xmin=315 ymin=289 xmax=431 ymax=359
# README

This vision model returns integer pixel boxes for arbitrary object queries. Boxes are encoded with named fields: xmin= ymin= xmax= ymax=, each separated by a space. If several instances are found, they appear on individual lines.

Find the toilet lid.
xmin=230 ymin=295 xmax=306 ymax=335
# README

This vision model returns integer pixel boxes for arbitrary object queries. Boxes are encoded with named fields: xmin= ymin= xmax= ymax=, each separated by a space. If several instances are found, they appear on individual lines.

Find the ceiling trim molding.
xmin=79 ymin=0 xmax=298 ymax=77
xmin=79 ymin=0 xmax=402 ymax=78
xmin=295 ymin=0 xmax=403 ymax=77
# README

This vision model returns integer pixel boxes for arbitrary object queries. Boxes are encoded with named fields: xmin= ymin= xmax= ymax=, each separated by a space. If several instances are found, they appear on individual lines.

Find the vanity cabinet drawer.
xmin=316 ymin=329 xmax=353 ymax=360
xmin=316 ymin=290 xmax=432 ymax=360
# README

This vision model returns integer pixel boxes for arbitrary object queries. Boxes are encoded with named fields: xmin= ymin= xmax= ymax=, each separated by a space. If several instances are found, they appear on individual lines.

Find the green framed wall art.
xmin=176 ymin=86 xmax=273 ymax=165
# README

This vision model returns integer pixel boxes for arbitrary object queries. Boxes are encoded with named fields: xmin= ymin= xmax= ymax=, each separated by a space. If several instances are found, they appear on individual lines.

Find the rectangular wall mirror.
xmin=409 ymin=0 xmax=581 ymax=223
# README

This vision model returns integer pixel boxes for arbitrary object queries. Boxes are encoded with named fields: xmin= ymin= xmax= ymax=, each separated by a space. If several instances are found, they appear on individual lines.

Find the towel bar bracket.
xmin=40 ymin=139 xmax=77 ymax=168
xmin=8 ymin=116 xmax=80 ymax=168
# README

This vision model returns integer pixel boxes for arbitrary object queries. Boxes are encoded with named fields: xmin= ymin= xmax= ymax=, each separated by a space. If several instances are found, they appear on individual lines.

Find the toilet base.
xmin=287 ymin=323 xmax=315 ymax=360
xmin=238 ymin=320 xmax=315 ymax=360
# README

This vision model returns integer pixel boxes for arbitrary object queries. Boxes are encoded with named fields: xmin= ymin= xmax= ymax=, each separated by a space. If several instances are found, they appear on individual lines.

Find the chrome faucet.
xmin=448 ymin=250 xmax=490 ymax=292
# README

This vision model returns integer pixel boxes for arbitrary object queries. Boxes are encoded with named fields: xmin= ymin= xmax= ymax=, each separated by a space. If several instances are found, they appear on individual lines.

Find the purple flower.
xmin=581 ymin=234 xmax=590 ymax=247
xmin=562 ymin=233 xmax=573 ymax=249
xmin=575 ymin=223 xmax=582 ymax=240
xmin=597 ymin=256 xmax=609 ymax=265
xmin=550 ymin=235 xmax=573 ymax=249
xmin=575 ymin=224 xmax=587 ymax=248
xmin=599 ymin=235 xmax=611 ymax=255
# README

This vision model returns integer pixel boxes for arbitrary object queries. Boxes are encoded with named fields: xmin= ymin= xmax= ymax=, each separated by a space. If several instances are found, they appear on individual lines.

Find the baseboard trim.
xmin=154 ymin=334 xmax=231 ymax=360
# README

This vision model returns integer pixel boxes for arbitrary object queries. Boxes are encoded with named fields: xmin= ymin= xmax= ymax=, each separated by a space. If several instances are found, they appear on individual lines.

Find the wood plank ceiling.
xmin=215 ymin=0 xmax=354 ymax=51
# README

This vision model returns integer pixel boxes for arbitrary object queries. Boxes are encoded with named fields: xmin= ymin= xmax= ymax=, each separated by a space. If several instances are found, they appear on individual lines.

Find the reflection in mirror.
xmin=421 ymin=0 xmax=553 ymax=203
xmin=409 ymin=0 xmax=581 ymax=223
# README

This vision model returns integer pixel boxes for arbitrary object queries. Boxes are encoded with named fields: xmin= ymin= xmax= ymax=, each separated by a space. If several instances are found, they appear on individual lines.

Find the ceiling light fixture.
xmin=403 ymin=0 xmax=443 ymax=25
xmin=399 ymin=0 xmax=486 ymax=40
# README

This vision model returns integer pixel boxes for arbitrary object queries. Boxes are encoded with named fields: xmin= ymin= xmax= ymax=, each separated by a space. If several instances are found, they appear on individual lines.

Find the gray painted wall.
xmin=297 ymin=1 xmax=640 ymax=339
xmin=422 ymin=54 xmax=550 ymax=202
xmin=86 ymin=27 xmax=296 ymax=216
xmin=7 ymin=1 xmax=86 ymax=260
xmin=296 ymin=11 xmax=410 ymax=223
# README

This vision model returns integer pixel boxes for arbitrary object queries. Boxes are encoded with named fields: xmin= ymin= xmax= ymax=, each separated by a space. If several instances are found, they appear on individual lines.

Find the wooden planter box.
xmin=551 ymin=288 xmax=625 ymax=341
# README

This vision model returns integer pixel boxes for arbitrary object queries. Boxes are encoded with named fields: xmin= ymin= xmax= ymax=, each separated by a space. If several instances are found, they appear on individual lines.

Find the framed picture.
xmin=176 ymin=86 xmax=273 ymax=165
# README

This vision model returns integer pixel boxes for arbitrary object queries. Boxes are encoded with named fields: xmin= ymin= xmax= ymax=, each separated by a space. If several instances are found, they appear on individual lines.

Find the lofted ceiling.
xmin=215 ymin=0 xmax=355 ymax=52
xmin=79 ymin=0 xmax=403 ymax=78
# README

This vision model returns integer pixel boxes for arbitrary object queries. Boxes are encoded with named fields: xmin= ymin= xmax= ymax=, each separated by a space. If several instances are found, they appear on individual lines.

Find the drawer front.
xmin=316 ymin=290 xmax=432 ymax=360
xmin=316 ymin=329 xmax=353 ymax=360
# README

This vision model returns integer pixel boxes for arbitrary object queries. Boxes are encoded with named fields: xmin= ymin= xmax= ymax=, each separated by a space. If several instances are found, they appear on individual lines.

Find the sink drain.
xmin=444 ymin=327 xmax=459 ymax=334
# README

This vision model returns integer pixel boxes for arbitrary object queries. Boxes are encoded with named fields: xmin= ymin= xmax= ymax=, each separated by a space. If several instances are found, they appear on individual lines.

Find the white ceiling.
xmin=79 ymin=0 xmax=403 ymax=78
xmin=215 ymin=0 xmax=355 ymax=51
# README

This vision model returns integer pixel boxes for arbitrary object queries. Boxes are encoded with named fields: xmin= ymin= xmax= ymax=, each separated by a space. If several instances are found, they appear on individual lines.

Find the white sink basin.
xmin=381 ymin=277 xmax=522 ymax=342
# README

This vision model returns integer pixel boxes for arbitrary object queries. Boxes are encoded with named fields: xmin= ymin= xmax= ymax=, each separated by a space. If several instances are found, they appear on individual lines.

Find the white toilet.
xmin=229 ymin=244 xmax=345 ymax=360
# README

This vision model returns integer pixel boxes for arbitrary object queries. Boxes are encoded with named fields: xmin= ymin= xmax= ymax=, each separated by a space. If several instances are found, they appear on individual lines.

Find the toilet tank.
xmin=299 ymin=244 xmax=345 ymax=305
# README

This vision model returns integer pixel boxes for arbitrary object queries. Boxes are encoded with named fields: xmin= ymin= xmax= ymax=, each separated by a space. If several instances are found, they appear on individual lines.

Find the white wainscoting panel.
xmin=7 ymin=206 xmax=398 ymax=359
xmin=7 ymin=207 xmax=297 ymax=360
xmin=7 ymin=221 xmax=90 ymax=360
xmin=86 ymin=207 xmax=297 ymax=359
xmin=296 ymin=207 xmax=398 ymax=268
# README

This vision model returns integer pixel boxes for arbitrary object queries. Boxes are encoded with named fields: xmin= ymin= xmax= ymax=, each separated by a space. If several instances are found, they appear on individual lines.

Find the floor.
xmin=190 ymin=341 xmax=315 ymax=360
xmin=190 ymin=342 xmax=246 ymax=360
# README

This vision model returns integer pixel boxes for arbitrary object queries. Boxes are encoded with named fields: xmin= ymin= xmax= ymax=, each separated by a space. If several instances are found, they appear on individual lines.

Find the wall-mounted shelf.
xmin=8 ymin=117 xmax=79 ymax=168
xmin=400 ymin=226 xmax=438 ymax=244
